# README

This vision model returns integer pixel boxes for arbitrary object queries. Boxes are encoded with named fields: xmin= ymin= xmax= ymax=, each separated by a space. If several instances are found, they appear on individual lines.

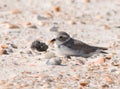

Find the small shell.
xmin=83 ymin=0 xmax=91 ymax=3
xmin=104 ymin=75 xmax=113 ymax=83
xmin=11 ymin=9 xmax=21 ymax=14
xmin=41 ymin=52 xmax=56 ymax=59
xmin=6 ymin=23 xmax=19 ymax=29
xmin=46 ymin=57 xmax=61 ymax=65
xmin=38 ymin=21 xmax=46 ymax=26
xmin=54 ymin=6 xmax=61 ymax=12
xmin=94 ymin=57 xmax=105 ymax=65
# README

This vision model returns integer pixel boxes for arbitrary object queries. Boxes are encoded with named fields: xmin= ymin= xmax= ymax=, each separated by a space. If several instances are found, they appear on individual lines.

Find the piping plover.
xmin=49 ymin=31 xmax=107 ymax=58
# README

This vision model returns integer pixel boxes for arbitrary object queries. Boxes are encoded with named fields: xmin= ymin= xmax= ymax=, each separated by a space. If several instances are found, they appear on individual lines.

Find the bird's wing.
xmin=65 ymin=38 xmax=106 ymax=54
xmin=73 ymin=39 xmax=97 ymax=53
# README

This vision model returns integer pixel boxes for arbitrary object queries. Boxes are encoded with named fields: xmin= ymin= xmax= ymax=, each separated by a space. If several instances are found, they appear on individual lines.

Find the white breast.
xmin=53 ymin=43 xmax=82 ymax=56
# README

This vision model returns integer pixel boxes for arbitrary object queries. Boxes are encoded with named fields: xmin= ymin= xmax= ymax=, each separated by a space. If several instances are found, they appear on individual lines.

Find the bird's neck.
xmin=55 ymin=38 xmax=72 ymax=48
xmin=60 ymin=37 xmax=72 ymax=45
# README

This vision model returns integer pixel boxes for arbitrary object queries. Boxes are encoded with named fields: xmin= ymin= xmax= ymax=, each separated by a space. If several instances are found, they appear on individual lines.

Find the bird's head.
xmin=49 ymin=31 xmax=71 ymax=45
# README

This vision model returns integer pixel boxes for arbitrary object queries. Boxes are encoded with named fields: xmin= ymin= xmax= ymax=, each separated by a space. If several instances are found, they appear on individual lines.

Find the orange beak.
xmin=48 ymin=39 xmax=56 ymax=44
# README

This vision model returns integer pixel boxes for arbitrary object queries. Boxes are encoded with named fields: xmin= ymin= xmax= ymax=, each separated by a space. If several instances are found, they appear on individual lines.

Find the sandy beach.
xmin=0 ymin=0 xmax=120 ymax=89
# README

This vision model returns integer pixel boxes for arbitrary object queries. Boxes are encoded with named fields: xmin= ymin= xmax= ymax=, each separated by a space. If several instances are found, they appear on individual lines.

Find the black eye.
xmin=59 ymin=36 xmax=63 ymax=38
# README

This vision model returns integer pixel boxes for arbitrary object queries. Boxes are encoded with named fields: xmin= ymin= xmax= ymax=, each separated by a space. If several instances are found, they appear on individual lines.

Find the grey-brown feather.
xmin=62 ymin=38 xmax=107 ymax=54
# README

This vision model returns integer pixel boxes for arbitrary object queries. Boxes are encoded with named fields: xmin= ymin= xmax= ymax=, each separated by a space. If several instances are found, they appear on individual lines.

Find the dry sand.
xmin=0 ymin=0 xmax=120 ymax=89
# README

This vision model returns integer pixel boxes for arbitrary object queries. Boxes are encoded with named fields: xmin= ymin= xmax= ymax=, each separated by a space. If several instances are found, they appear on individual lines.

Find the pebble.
xmin=11 ymin=9 xmax=21 ymax=14
xmin=46 ymin=57 xmax=62 ymax=65
xmin=44 ymin=12 xmax=53 ymax=18
xmin=41 ymin=52 xmax=56 ymax=59
xmin=26 ymin=50 xmax=33 ymax=56
xmin=102 ymin=84 xmax=109 ymax=88
xmin=1 ymin=45 xmax=8 ymax=49
xmin=104 ymin=75 xmax=113 ymax=83
xmin=94 ymin=57 xmax=105 ymax=65
xmin=111 ymin=59 xmax=119 ymax=66
xmin=95 ymin=15 xmax=103 ymax=20
xmin=6 ymin=23 xmax=19 ymax=29
xmin=67 ymin=20 xmax=76 ymax=25
xmin=104 ymin=25 xmax=110 ymax=30
xmin=54 ymin=6 xmax=61 ymax=12
xmin=79 ymin=81 xmax=88 ymax=87
xmin=24 ymin=22 xmax=37 ymax=28
xmin=105 ymin=55 xmax=112 ymax=60
xmin=49 ymin=26 xmax=59 ymax=32
xmin=0 ymin=49 xmax=8 ymax=55
xmin=31 ymin=40 xmax=48 ymax=52
xmin=0 ymin=46 xmax=12 ymax=55
xmin=5 ymin=48 xmax=13 ymax=54
xmin=37 ymin=15 xmax=48 ymax=20
xmin=38 ymin=21 xmax=46 ymax=26
xmin=83 ymin=0 xmax=91 ymax=3
xmin=10 ymin=44 xmax=17 ymax=49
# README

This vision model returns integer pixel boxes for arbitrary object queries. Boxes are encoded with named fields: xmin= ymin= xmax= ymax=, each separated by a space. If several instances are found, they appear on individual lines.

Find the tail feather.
xmin=100 ymin=51 xmax=108 ymax=54
xmin=97 ymin=47 xmax=108 ymax=50
xmin=95 ymin=46 xmax=108 ymax=54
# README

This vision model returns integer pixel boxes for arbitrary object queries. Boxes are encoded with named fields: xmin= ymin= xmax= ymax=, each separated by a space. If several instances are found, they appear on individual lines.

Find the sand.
xmin=0 ymin=0 xmax=120 ymax=89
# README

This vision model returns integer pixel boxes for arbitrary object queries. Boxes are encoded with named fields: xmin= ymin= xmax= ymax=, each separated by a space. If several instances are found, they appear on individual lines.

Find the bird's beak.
xmin=48 ymin=39 xmax=56 ymax=44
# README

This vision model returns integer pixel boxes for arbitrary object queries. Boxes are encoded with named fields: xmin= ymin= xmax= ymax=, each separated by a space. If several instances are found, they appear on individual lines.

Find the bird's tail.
xmin=97 ymin=47 xmax=108 ymax=50
xmin=96 ymin=46 xmax=108 ymax=54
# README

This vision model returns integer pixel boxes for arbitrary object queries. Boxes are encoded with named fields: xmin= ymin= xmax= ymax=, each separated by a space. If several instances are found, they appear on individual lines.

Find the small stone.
xmin=11 ymin=9 xmax=21 ymax=14
xmin=104 ymin=75 xmax=113 ymax=83
xmin=6 ymin=23 xmax=19 ymax=29
xmin=67 ymin=20 xmax=76 ymax=25
xmin=37 ymin=15 xmax=48 ymax=20
xmin=0 ymin=46 xmax=13 ymax=54
xmin=24 ymin=22 xmax=37 ymax=28
xmin=24 ymin=22 xmax=32 ymax=26
xmin=3 ymin=4 xmax=7 ymax=7
xmin=32 ymin=10 xmax=38 ymax=14
xmin=105 ymin=55 xmax=112 ymax=60
xmin=46 ymin=58 xmax=62 ymax=65
xmin=26 ymin=50 xmax=33 ymax=56
xmin=10 ymin=44 xmax=17 ymax=49
xmin=38 ymin=21 xmax=46 ymax=26
xmin=55 ymin=84 xmax=63 ymax=89
xmin=102 ymin=84 xmax=109 ymax=88
xmin=54 ymin=6 xmax=61 ymax=12
xmin=111 ymin=59 xmax=119 ymax=66
xmin=41 ymin=52 xmax=56 ymax=59
xmin=111 ymin=69 xmax=117 ymax=72
xmin=1 ymin=45 xmax=8 ymax=49
xmin=80 ymin=82 xmax=88 ymax=87
xmin=6 ymin=48 xmax=13 ymax=53
xmin=44 ymin=12 xmax=53 ymax=18
xmin=83 ymin=0 xmax=91 ymax=3
xmin=74 ymin=74 xmax=80 ymax=81
xmin=0 ymin=49 xmax=8 ymax=55
xmin=104 ymin=25 xmax=110 ymax=30
xmin=94 ymin=57 xmax=105 ymax=65
xmin=116 ymin=26 xmax=120 ymax=28
xmin=31 ymin=40 xmax=48 ymax=52
xmin=95 ymin=15 xmax=103 ymax=20
xmin=49 ymin=26 xmax=59 ymax=32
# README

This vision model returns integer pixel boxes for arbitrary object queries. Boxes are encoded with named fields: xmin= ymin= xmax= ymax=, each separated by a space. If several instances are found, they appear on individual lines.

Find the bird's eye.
xmin=59 ymin=36 xmax=63 ymax=38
